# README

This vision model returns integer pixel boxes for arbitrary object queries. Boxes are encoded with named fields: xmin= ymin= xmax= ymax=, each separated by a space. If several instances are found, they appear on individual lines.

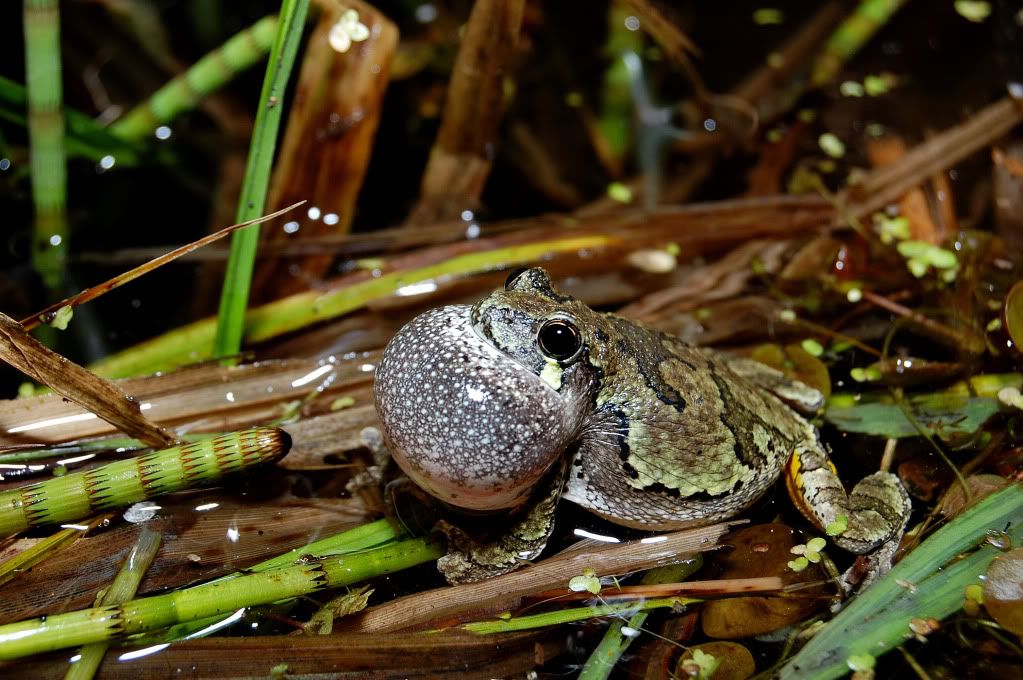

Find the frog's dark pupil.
xmin=504 ymin=267 xmax=528 ymax=290
xmin=538 ymin=319 xmax=581 ymax=361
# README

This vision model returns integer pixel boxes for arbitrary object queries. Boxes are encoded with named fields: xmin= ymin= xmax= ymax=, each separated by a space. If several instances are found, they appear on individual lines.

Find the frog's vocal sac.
xmin=373 ymin=268 xmax=910 ymax=564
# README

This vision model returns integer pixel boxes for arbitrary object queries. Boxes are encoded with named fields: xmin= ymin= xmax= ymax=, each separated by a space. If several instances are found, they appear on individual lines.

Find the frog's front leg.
xmin=787 ymin=438 xmax=911 ymax=581
xmin=436 ymin=459 xmax=566 ymax=584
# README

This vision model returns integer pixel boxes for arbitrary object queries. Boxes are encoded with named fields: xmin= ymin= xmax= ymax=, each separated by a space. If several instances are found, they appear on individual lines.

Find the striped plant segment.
xmin=110 ymin=15 xmax=278 ymax=141
xmin=0 ymin=536 xmax=444 ymax=660
xmin=23 ymin=0 xmax=67 ymax=289
xmin=0 ymin=428 xmax=290 ymax=538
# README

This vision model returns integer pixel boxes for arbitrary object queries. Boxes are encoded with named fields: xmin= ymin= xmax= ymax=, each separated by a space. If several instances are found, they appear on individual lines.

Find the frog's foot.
xmin=436 ymin=460 xmax=565 ymax=584
xmin=787 ymin=447 xmax=911 ymax=556
xmin=344 ymin=426 xmax=394 ymax=496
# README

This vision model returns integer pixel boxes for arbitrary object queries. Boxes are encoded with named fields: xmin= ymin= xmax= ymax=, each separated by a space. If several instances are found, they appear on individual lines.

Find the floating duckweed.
xmin=965 ymin=583 xmax=985 ymax=604
xmin=17 ymin=382 xmax=36 ymax=398
xmin=779 ymin=309 xmax=797 ymax=322
xmin=846 ymin=287 xmax=863 ymax=303
xmin=328 ymin=9 xmax=370 ymax=53
xmin=607 ymin=182 xmax=633 ymax=204
xmin=564 ymin=91 xmax=583 ymax=107
xmin=840 ymin=81 xmax=865 ymax=97
xmin=497 ymin=611 xmax=513 ymax=620
xmin=752 ymin=8 xmax=784 ymax=25
xmin=798 ymin=109 xmax=817 ymax=123
xmin=826 ymin=514 xmax=849 ymax=536
xmin=49 ymin=305 xmax=73 ymax=330
xmin=695 ymin=308 xmax=712 ymax=321
xmin=897 ymin=240 xmax=959 ymax=278
xmin=666 ymin=242 xmax=681 ymax=256
xmin=954 ymin=0 xmax=992 ymax=22
xmin=787 ymin=556 xmax=809 ymax=572
xmin=766 ymin=127 xmax=784 ymax=143
xmin=876 ymin=215 xmax=910 ymax=244
xmin=863 ymin=73 xmax=893 ymax=96
xmin=330 ymin=396 xmax=356 ymax=411
xmin=818 ymin=132 xmax=846 ymax=159
xmin=688 ymin=649 xmax=720 ymax=679
xmin=801 ymin=339 xmax=824 ymax=357
xmin=987 ymin=318 xmax=1003 ymax=332
xmin=767 ymin=52 xmax=784 ymax=69
xmin=852 ymin=365 xmax=883 ymax=382
xmin=569 ymin=568 xmax=602 ymax=594
xmin=997 ymin=386 xmax=1023 ymax=410
xmin=791 ymin=537 xmax=827 ymax=564
xmin=807 ymin=537 xmax=827 ymax=552
xmin=817 ymin=159 xmax=837 ymax=173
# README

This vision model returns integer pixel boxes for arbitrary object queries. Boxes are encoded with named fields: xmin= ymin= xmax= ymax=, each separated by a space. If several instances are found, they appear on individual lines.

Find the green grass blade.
xmin=779 ymin=483 xmax=1023 ymax=679
xmin=0 ymin=429 xmax=289 ymax=538
xmin=460 ymin=597 xmax=696 ymax=635
xmin=64 ymin=527 xmax=162 ymax=680
xmin=109 ymin=16 xmax=279 ymax=141
xmin=0 ymin=536 xmax=443 ymax=660
xmin=213 ymin=0 xmax=309 ymax=361
xmin=23 ymin=0 xmax=67 ymax=290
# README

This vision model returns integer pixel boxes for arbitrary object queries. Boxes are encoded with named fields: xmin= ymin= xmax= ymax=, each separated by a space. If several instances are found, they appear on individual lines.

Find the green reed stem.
xmin=0 ymin=428 xmax=289 ymax=538
xmin=91 ymin=234 xmax=613 ymax=379
xmin=64 ymin=528 xmax=162 ymax=680
xmin=0 ymin=536 xmax=443 ymax=661
xmin=579 ymin=557 xmax=703 ymax=680
xmin=811 ymin=0 xmax=909 ymax=87
xmin=23 ymin=0 xmax=67 ymax=290
xmin=460 ymin=596 xmax=697 ymax=635
xmin=110 ymin=16 xmax=279 ymax=141
xmin=213 ymin=0 xmax=309 ymax=362
xmin=0 ymin=76 xmax=142 ymax=165
xmin=128 ymin=518 xmax=399 ymax=644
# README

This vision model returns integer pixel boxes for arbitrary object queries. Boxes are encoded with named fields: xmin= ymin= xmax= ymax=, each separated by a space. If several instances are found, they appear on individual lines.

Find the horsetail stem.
xmin=0 ymin=428 xmax=290 ymax=538
xmin=110 ymin=16 xmax=279 ymax=141
xmin=0 ymin=536 xmax=444 ymax=660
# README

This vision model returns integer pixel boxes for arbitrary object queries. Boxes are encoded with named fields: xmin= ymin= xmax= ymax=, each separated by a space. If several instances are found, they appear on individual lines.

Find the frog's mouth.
xmin=374 ymin=305 xmax=576 ymax=511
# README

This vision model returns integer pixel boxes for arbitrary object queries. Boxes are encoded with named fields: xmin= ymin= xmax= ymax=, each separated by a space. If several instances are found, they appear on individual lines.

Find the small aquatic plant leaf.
xmin=1005 ymin=280 xmax=1023 ymax=353
xmin=983 ymin=547 xmax=1023 ymax=636
xmin=679 ymin=642 xmax=753 ymax=680
xmin=824 ymin=396 xmax=1000 ymax=439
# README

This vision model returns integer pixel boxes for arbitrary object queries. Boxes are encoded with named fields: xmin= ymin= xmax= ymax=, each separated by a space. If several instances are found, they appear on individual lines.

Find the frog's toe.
xmin=832 ymin=471 xmax=912 ymax=554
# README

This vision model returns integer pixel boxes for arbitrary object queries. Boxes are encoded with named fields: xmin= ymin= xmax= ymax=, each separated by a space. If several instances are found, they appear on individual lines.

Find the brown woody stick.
xmin=406 ymin=0 xmax=525 ymax=225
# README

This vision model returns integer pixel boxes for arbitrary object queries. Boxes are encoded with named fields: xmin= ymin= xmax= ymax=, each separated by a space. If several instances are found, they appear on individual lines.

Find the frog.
xmin=373 ymin=267 xmax=911 ymax=586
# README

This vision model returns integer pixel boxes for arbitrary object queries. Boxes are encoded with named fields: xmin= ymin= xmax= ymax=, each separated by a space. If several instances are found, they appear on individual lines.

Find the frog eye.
xmin=504 ymin=267 xmax=528 ymax=290
xmin=537 ymin=318 xmax=583 ymax=363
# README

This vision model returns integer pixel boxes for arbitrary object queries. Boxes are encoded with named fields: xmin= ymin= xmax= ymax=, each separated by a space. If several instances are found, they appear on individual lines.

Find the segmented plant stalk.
xmin=110 ymin=16 xmax=279 ymax=141
xmin=0 ymin=428 xmax=290 ymax=538
xmin=23 ymin=0 xmax=67 ymax=290
xmin=0 ymin=536 xmax=444 ymax=660
xmin=811 ymin=0 xmax=909 ymax=87
xmin=64 ymin=527 xmax=162 ymax=680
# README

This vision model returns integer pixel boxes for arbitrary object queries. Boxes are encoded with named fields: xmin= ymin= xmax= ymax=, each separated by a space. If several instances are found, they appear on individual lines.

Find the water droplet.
xmin=155 ymin=126 xmax=172 ymax=140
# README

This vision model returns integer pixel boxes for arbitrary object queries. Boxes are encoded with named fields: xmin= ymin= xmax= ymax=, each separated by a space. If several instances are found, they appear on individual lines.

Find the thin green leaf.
xmin=780 ymin=484 xmax=1023 ymax=679
xmin=213 ymin=0 xmax=309 ymax=361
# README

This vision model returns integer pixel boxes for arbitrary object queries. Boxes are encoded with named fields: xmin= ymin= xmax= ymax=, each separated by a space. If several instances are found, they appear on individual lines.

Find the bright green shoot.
xmin=0 ymin=536 xmax=443 ymax=661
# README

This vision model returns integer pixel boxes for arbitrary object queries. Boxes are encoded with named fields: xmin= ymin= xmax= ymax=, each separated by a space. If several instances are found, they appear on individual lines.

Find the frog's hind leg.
xmin=786 ymin=442 xmax=911 ymax=556
xmin=705 ymin=350 xmax=825 ymax=415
